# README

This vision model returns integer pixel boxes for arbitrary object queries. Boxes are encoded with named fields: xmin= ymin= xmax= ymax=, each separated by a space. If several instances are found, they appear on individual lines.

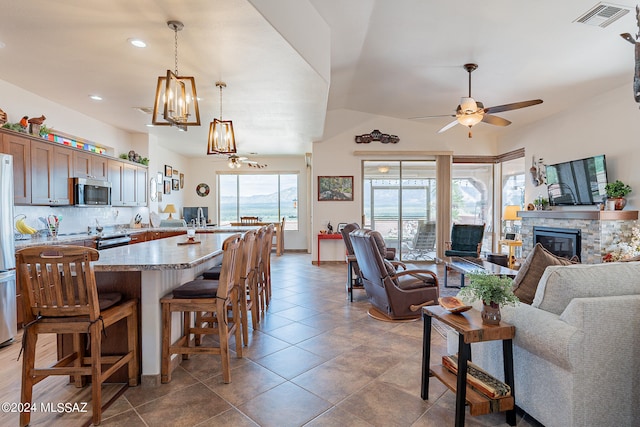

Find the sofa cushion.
xmin=532 ymin=261 xmax=640 ymax=315
xmin=512 ymin=243 xmax=578 ymax=305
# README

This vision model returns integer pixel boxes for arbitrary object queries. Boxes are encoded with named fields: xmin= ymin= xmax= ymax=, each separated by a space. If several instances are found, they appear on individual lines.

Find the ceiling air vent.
xmin=574 ymin=2 xmax=630 ymax=28
xmin=134 ymin=107 xmax=153 ymax=115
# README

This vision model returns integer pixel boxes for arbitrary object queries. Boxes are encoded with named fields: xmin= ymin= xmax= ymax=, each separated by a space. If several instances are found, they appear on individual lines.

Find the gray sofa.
xmin=458 ymin=261 xmax=640 ymax=427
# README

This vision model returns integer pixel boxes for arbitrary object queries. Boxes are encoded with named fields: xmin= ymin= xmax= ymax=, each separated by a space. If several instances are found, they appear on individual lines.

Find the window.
xmin=218 ymin=173 xmax=298 ymax=230
xmin=363 ymin=160 xmax=437 ymax=261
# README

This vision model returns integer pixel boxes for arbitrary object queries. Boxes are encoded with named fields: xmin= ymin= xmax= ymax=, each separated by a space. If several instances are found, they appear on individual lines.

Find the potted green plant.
xmin=458 ymin=271 xmax=519 ymax=324
xmin=605 ymin=180 xmax=631 ymax=210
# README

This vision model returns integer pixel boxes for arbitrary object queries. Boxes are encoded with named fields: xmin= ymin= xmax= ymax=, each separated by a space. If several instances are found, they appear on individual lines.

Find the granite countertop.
xmin=93 ymin=232 xmax=239 ymax=271
xmin=15 ymin=225 xmax=260 ymax=249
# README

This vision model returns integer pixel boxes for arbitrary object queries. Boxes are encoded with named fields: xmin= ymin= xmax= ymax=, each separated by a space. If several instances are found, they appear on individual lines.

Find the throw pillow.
xmin=511 ymin=243 xmax=579 ymax=305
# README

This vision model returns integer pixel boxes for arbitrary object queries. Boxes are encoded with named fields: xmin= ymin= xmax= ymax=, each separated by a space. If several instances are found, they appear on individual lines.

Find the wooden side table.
xmin=498 ymin=239 xmax=522 ymax=269
xmin=421 ymin=306 xmax=516 ymax=427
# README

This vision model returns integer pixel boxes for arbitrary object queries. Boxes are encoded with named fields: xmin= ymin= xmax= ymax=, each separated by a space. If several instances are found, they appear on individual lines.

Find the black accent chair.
xmin=444 ymin=223 xmax=485 ymax=258
xmin=349 ymin=229 xmax=439 ymax=321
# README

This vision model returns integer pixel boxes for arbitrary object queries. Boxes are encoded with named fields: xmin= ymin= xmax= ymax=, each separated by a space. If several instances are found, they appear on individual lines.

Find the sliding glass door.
xmin=363 ymin=160 xmax=437 ymax=261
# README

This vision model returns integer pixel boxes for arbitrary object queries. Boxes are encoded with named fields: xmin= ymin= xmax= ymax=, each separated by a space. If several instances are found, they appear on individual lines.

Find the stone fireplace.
xmin=519 ymin=210 xmax=638 ymax=264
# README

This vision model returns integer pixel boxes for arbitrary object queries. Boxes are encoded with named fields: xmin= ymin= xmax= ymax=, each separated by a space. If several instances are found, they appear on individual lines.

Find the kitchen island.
xmin=91 ymin=232 xmax=239 ymax=385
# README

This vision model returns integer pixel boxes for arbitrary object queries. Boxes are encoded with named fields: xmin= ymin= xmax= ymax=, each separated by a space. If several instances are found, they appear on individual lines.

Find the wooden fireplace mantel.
xmin=518 ymin=210 xmax=638 ymax=221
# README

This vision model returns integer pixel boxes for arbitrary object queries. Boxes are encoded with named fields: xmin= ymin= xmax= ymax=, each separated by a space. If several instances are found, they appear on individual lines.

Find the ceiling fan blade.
xmin=484 ymin=99 xmax=543 ymax=114
xmin=482 ymin=114 xmax=511 ymax=127
xmin=410 ymin=114 xmax=455 ymax=120
xmin=437 ymin=120 xmax=459 ymax=133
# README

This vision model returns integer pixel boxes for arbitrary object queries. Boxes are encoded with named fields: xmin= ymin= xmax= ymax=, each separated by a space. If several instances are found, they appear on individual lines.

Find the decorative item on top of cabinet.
xmin=0 ymin=108 xmax=6 ymax=125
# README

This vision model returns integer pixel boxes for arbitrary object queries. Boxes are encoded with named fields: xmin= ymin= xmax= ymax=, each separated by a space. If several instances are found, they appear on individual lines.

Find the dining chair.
xmin=160 ymin=234 xmax=244 ymax=384
xmin=240 ymin=216 xmax=259 ymax=225
xmin=16 ymin=245 xmax=138 ymax=426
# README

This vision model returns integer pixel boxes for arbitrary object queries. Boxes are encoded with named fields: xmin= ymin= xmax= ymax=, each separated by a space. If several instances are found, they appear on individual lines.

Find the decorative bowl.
xmin=438 ymin=296 xmax=472 ymax=314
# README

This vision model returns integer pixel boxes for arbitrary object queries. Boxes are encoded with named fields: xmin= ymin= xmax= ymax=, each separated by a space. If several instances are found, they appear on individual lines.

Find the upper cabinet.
xmin=73 ymin=151 xmax=108 ymax=180
xmin=0 ymin=132 xmax=31 ymax=204
xmin=31 ymin=140 xmax=72 ymax=205
xmin=109 ymin=160 xmax=148 ymax=207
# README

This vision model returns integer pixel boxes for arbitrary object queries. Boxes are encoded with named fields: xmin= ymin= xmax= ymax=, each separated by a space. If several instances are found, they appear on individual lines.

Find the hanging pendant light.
xmin=207 ymin=81 xmax=237 ymax=154
xmin=152 ymin=20 xmax=200 ymax=130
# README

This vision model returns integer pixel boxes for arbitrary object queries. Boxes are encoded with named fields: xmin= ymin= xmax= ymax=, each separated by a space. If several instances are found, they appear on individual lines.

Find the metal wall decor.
xmin=620 ymin=6 xmax=640 ymax=103
xmin=354 ymin=129 xmax=399 ymax=144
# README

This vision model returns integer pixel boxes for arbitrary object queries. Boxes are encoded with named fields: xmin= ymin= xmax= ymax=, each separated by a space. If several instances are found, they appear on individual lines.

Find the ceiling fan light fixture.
xmin=459 ymin=97 xmax=477 ymax=114
xmin=207 ymin=81 xmax=237 ymax=155
xmin=152 ymin=21 xmax=201 ymax=129
xmin=457 ymin=112 xmax=483 ymax=127
xmin=227 ymin=156 xmax=241 ymax=168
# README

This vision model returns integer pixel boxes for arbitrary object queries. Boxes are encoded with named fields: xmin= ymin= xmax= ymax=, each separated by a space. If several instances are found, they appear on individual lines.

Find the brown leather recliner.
xmin=349 ymin=228 xmax=439 ymax=320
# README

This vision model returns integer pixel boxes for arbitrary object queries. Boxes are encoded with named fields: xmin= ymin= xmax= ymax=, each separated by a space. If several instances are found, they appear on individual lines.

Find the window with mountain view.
xmin=218 ymin=173 xmax=298 ymax=230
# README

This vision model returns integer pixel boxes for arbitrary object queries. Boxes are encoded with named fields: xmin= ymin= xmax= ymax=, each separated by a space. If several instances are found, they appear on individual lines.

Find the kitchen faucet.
xmin=197 ymin=207 xmax=204 ymax=228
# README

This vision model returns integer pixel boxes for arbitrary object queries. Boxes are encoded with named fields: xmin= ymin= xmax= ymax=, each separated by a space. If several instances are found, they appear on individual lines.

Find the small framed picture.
xmin=157 ymin=172 xmax=163 ymax=182
xmin=172 ymin=179 xmax=179 ymax=191
xmin=180 ymin=173 xmax=184 ymax=189
xmin=164 ymin=180 xmax=171 ymax=194
xmin=337 ymin=223 xmax=347 ymax=233
xmin=164 ymin=165 xmax=172 ymax=177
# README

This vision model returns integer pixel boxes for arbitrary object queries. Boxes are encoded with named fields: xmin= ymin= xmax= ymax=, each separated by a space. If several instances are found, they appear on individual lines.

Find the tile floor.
xmin=0 ymin=253 xmax=544 ymax=426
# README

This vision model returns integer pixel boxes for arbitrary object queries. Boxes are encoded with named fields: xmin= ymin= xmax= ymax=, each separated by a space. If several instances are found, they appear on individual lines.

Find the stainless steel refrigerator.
xmin=0 ymin=153 xmax=16 ymax=347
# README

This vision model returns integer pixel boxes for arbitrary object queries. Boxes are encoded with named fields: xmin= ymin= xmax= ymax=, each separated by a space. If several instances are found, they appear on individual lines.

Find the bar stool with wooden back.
xmin=16 ymin=245 xmax=139 ymax=426
xmin=160 ymin=234 xmax=244 ymax=384
xmin=258 ymin=224 xmax=275 ymax=311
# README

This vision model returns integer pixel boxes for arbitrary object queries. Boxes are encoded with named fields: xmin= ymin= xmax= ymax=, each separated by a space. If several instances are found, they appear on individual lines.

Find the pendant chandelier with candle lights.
xmin=152 ymin=20 xmax=200 ymax=130
xmin=207 ymin=81 xmax=237 ymax=154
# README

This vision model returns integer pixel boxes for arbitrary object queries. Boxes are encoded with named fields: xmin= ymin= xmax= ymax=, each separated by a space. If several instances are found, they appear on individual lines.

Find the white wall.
xmin=0 ymin=79 xmax=135 ymax=156
xmin=498 ymin=83 xmax=640 ymax=210
xmin=311 ymin=109 xmax=497 ymax=262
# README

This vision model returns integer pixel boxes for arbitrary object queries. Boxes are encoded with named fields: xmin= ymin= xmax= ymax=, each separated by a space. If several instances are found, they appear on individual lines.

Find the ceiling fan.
xmin=412 ymin=63 xmax=543 ymax=138
xmin=226 ymin=154 xmax=267 ymax=169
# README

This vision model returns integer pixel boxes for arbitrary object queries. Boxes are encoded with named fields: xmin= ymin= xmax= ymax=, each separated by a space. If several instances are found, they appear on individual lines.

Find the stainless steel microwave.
xmin=72 ymin=177 xmax=111 ymax=206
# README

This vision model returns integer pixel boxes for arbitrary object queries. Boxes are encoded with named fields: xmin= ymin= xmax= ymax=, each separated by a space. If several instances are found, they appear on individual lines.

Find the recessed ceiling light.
xmin=89 ymin=95 xmax=103 ymax=101
xmin=146 ymin=124 xmax=154 ymax=127
xmin=128 ymin=38 xmax=147 ymax=48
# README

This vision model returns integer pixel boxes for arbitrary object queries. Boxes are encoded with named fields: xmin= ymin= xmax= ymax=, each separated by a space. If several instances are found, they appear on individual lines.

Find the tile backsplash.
xmin=14 ymin=205 xmax=149 ymax=236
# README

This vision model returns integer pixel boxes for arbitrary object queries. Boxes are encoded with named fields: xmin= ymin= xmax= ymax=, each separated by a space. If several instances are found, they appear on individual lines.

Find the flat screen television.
xmin=545 ymin=155 xmax=608 ymax=206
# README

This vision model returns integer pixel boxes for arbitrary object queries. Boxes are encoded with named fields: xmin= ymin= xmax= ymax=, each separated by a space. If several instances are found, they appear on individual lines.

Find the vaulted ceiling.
xmin=0 ymin=1 xmax=637 ymax=156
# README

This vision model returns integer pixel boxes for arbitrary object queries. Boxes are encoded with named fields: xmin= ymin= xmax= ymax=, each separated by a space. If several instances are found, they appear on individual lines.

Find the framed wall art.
xmin=164 ymin=165 xmax=172 ymax=177
xmin=318 ymin=176 xmax=353 ymax=201
xmin=180 ymin=173 xmax=184 ymax=189
xmin=172 ymin=179 xmax=180 ymax=191
xmin=164 ymin=180 xmax=171 ymax=194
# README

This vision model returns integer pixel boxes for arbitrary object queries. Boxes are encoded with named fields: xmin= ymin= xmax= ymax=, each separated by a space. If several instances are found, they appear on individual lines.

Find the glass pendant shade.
xmin=207 ymin=118 xmax=237 ymax=154
xmin=457 ymin=112 xmax=483 ymax=127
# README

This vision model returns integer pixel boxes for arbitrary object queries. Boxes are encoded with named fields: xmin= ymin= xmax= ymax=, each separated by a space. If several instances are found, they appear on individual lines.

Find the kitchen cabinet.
xmin=30 ymin=140 xmax=72 ymax=205
xmin=135 ymin=166 xmax=147 ymax=206
xmin=108 ymin=159 xmax=124 ymax=206
xmin=129 ymin=231 xmax=147 ymax=244
xmin=73 ymin=151 xmax=108 ymax=180
xmin=148 ymin=230 xmax=184 ymax=240
xmin=122 ymin=163 xmax=136 ymax=206
xmin=1 ymin=132 xmax=31 ymax=204
xmin=110 ymin=160 xmax=147 ymax=207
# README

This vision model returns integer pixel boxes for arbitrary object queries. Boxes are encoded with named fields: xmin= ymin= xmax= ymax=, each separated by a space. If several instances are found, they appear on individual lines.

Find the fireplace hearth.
xmin=533 ymin=226 xmax=581 ymax=261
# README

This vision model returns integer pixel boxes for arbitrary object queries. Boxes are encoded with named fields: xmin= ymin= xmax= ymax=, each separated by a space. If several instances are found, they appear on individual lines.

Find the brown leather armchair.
xmin=349 ymin=228 xmax=439 ymax=320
